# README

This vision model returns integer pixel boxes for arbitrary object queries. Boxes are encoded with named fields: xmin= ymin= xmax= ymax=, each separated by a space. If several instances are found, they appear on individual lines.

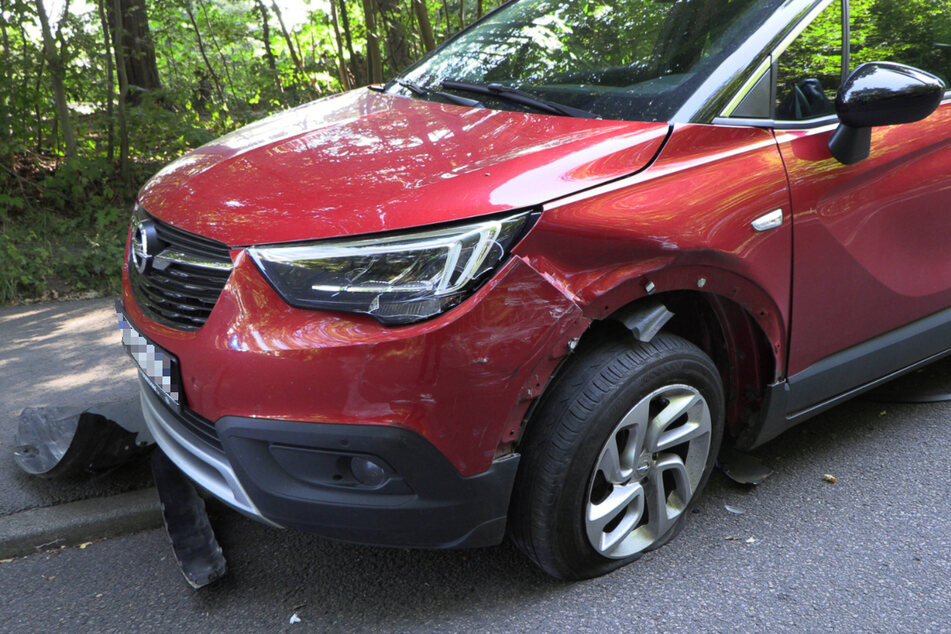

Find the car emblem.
xmin=131 ymin=220 xmax=162 ymax=274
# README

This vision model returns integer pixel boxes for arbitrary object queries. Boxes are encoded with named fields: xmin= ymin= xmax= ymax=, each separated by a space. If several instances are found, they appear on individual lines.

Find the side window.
xmin=850 ymin=0 xmax=951 ymax=87
xmin=775 ymin=2 xmax=843 ymax=121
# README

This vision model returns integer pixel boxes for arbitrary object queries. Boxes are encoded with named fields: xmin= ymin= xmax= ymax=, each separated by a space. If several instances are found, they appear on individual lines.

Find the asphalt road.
xmin=2 ymin=390 xmax=949 ymax=631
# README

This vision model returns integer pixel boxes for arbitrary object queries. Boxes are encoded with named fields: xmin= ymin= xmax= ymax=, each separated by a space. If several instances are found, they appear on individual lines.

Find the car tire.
xmin=509 ymin=331 xmax=724 ymax=580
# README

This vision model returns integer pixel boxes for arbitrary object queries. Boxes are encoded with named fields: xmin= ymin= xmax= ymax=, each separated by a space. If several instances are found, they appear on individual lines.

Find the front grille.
xmin=179 ymin=405 xmax=223 ymax=451
xmin=129 ymin=212 xmax=232 ymax=330
xmin=139 ymin=375 xmax=223 ymax=452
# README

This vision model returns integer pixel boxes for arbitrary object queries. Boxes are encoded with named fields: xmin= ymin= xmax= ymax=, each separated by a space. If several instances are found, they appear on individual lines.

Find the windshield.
xmin=391 ymin=0 xmax=785 ymax=121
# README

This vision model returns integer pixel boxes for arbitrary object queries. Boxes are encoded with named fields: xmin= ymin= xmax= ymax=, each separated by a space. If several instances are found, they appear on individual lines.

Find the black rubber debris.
xmin=151 ymin=450 xmax=227 ymax=589
xmin=14 ymin=406 xmax=152 ymax=479
xmin=717 ymin=447 xmax=773 ymax=485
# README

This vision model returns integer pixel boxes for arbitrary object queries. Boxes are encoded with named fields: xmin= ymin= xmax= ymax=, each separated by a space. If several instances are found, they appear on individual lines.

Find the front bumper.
xmin=123 ymin=238 xmax=589 ymax=548
xmin=121 ymin=251 xmax=585 ymax=477
xmin=140 ymin=376 xmax=520 ymax=548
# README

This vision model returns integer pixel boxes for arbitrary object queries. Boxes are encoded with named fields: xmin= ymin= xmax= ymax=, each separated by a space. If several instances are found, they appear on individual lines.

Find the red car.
xmin=118 ymin=0 xmax=950 ymax=579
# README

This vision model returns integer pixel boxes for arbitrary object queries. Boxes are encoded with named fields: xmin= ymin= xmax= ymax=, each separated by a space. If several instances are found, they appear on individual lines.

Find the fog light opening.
xmin=350 ymin=456 xmax=388 ymax=487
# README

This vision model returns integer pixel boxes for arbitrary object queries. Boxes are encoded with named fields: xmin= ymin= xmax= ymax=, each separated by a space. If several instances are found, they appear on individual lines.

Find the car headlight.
xmin=248 ymin=210 xmax=535 ymax=325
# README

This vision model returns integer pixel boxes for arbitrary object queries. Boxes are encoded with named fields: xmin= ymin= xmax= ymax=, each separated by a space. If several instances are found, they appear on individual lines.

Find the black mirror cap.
xmin=835 ymin=62 xmax=946 ymax=128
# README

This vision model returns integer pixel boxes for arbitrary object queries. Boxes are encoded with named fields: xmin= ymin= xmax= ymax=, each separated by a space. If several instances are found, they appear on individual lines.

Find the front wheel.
xmin=509 ymin=332 xmax=724 ymax=580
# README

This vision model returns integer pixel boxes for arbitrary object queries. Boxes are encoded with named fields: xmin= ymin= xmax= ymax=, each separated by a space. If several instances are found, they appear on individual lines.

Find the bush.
xmin=0 ymin=157 xmax=145 ymax=304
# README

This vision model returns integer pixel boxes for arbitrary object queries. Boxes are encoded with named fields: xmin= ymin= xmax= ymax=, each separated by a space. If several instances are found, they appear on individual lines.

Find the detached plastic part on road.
xmin=14 ymin=399 xmax=153 ymax=479
xmin=13 ymin=398 xmax=227 ymax=588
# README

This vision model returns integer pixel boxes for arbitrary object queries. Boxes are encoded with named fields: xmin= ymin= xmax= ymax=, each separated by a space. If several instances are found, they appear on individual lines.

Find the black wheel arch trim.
xmin=738 ymin=304 xmax=951 ymax=448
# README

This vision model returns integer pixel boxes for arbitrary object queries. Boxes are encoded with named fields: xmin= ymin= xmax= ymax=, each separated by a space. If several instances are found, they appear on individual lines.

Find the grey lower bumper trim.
xmin=138 ymin=378 xmax=278 ymax=527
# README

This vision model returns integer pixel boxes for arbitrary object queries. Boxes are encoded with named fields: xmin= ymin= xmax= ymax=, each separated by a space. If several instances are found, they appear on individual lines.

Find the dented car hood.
xmin=138 ymin=89 xmax=669 ymax=246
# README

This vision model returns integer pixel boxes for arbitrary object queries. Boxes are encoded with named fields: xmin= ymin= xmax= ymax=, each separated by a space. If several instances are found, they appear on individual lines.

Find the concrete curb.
xmin=0 ymin=488 xmax=162 ymax=559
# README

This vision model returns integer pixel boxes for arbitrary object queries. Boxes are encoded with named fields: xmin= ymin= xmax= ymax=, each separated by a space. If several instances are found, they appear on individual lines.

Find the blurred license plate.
xmin=116 ymin=304 xmax=182 ymax=406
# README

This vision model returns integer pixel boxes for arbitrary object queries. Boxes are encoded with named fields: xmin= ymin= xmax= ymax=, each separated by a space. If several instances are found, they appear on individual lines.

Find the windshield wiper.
xmin=440 ymin=80 xmax=598 ymax=118
xmin=393 ymin=78 xmax=486 ymax=109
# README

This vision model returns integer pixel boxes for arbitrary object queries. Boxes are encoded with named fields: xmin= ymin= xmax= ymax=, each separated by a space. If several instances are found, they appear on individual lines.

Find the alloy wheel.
xmin=585 ymin=384 xmax=712 ymax=559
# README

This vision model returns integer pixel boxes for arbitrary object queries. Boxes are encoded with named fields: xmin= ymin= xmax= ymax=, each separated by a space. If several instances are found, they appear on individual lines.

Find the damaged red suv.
xmin=118 ymin=0 xmax=951 ymax=579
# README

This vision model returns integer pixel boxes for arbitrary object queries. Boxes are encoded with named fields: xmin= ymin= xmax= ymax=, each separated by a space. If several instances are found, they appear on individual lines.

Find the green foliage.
xmin=850 ymin=0 xmax=951 ymax=83
xmin=0 ymin=0 xmax=508 ymax=304
xmin=0 ymin=157 xmax=136 ymax=303
xmin=776 ymin=0 xmax=843 ymax=111
xmin=0 ymin=204 xmax=127 ymax=304
xmin=772 ymin=0 xmax=951 ymax=120
xmin=1 ymin=0 xmax=945 ymax=300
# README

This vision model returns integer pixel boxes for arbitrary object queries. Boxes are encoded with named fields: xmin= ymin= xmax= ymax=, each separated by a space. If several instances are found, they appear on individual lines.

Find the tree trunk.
xmin=442 ymin=0 xmax=451 ymax=35
xmin=26 ymin=19 xmax=45 ymax=153
xmin=377 ymin=0 xmax=411 ymax=72
xmin=477 ymin=0 xmax=483 ymax=19
xmin=196 ymin=0 xmax=238 ymax=100
xmin=336 ymin=0 xmax=359 ymax=83
xmin=0 ymin=0 xmax=10 ymax=152
xmin=294 ymin=32 xmax=305 ymax=70
xmin=108 ymin=0 xmax=161 ymax=104
xmin=184 ymin=2 xmax=226 ymax=105
xmin=34 ymin=0 xmax=77 ymax=160
xmin=412 ymin=0 xmax=436 ymax=53
xmin=329 ymin=0 xmax=351 ymax=90
xmin=97 ymin=0 xmax=115 ymax=162
xmin=337 ymin=0 xmax=357 ymax=61
xmin=254 ymin=0 xmax=283 ymax=94
xmin=0 ymin=0 xmax=9 ymax=61
xmin=362 ymin=0 xmax=383 ymax=83
xmin=270 ymin=1 xmax=305 ymax=77
xmin=17 ymin=18 xmax=30 ymax=96
xmin=112 ymin=0 xmax=130 ymax=186
xmin=459 ymin=0 xmax=465 ymax=30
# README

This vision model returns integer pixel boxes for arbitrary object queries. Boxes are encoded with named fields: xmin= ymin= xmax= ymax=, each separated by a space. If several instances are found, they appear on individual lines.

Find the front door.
xmin=774 ymin=0 xmax=951 ymax=381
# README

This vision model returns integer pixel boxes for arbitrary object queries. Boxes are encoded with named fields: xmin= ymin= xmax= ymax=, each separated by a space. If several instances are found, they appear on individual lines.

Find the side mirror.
xmin=829 ymin=62 xmax=946 ymax=165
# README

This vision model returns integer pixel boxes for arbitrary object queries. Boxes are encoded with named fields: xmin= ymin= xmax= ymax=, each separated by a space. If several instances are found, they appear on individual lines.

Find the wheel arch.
xmin=516 ymin=281 xmax=783 ymax=446
xmin=644 ymin=290 xmax=777 ymax=439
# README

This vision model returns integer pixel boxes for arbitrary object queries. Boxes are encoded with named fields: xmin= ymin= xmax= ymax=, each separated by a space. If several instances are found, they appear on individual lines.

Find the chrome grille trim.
xmin=129 ymin=211 xmax=233 ymax=331
xmin=154 ymin=249 xmax=234 ymax=272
